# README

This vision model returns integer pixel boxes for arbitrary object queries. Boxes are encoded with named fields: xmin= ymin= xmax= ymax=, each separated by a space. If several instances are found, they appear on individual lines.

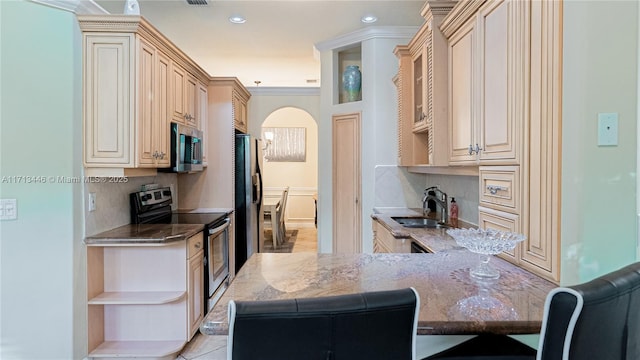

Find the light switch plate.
xmin=0 ymin=199 xmax=18 ymax=220
xmin=598 ymin=113 xmax=618 ymax=146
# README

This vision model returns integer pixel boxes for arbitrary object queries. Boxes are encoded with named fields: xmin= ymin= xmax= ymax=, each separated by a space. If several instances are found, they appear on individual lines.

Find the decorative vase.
xmin=342 ymin=65 xmax=361 ymax=102
xmin=124 ymin=0 xmax=140 ymax=15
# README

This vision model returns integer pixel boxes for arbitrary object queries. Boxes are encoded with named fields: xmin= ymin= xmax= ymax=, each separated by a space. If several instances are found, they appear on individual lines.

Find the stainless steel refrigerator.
xmin=234 ymin=133 xmax=263 ymax=273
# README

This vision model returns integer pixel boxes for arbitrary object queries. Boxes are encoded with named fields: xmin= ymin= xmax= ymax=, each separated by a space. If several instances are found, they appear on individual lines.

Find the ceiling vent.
xmin=186 ymin=0 xmax=208 ymax=5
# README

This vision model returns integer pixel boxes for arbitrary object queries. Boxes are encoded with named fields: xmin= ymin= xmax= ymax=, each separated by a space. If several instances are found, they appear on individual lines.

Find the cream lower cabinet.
xmin=372 ymin=220 xmax=410 ymax=253
xmin=86 ymin=233 xmax=203 ymax=359
xmin=444 ymin=0 xmax=519 ymax=166
xmin=187 ymin=235 xmax=204 ymax=339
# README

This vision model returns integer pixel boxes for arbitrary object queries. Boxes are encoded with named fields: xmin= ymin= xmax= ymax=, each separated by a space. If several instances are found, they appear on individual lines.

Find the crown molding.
xmin=247 ymin=87 xmax=320 ymax=97
xmin=29 ymin=0 xmax=108 ymax=14
xmin=314 ymin=26 xmax=419 ymax=52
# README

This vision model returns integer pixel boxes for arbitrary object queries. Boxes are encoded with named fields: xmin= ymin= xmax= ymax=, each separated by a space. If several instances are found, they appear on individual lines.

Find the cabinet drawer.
xmin=478 ymin=206 xmax=520 ymax=262
xmin=479 ymin=166 xmax=519 ymax=212
xmin=187 ymin=232 xmax=203 ymax=258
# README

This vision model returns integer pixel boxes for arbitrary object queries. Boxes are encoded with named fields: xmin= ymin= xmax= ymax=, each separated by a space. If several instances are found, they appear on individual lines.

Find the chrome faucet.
xmin=422 ymin=186 xmax=448 ymax=224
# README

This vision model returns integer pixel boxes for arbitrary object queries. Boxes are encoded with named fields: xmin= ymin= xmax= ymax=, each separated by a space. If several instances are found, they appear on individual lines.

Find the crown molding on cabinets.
xmin=29 ymin=0 xmax=108 ymax=14
xmin=248 ymin=87 xmax=320 ymax=97
xmin=314 ymin=26 xmax=420 ymax=52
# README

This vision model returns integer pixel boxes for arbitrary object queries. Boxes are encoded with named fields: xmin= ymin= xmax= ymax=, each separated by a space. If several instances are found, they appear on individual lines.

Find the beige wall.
xmin=261 ymin=107 xmax=318 ymax=227
xmin=562 ymin=0 xmax=638 ymax=284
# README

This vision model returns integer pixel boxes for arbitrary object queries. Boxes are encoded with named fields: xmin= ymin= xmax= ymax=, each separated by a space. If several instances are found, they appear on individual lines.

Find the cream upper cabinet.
xmin=197 ymin=82 xmax=208 ymax=166
xmin=232 ymin=89 xmax=249 ymax=133
xmin=447 ymin=18 xmax=476 ymax=164
xmin=83 ymin=33 xmax=134 ymax=167
xmin=185 ymin=73 xmax=198 ymax=128
xmin=137 ymin=38 xmax=170 ymax=167
xmin=444 ymin=0 xmax=518 ymax=166
xmin=79 ymin=15 xmax=210 ymax=176
xmin=171 ymin=63 xmax=199 ymax=128
xmin=395 ymin=1 xmax=456 ymax=167
xmin=171 ymin=63 xmax=187 ymax=125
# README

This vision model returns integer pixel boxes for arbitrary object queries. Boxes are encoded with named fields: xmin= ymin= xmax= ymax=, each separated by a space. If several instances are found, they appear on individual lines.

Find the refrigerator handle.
xmin=252 ymin=172 xmax=262 ymax=205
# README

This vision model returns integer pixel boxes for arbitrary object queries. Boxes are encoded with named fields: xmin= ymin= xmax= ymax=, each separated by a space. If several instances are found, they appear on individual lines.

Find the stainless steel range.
xmin=130 ymin=187 xmax=231 ymax=311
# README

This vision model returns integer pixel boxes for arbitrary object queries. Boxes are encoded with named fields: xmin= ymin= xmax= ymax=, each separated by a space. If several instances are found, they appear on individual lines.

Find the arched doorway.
xmin=260 ymin=107 xmax=318 ymax=252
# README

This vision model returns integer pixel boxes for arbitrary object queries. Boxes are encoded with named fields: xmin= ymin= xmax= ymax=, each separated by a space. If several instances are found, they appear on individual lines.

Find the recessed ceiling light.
xmin=361 ymin=15 xmax=377 ymax=24
xmin=229 ymin=16 xmax=246 ymax=24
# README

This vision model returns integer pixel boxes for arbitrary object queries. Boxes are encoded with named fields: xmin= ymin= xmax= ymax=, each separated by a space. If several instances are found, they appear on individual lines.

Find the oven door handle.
xmin=208 ymin=218 xmax=231 ymax=236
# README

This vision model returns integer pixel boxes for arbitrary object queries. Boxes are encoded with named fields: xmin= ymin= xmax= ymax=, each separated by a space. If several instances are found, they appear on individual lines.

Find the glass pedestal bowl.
xmin=446 ymin=228 xmax=526 ymax=280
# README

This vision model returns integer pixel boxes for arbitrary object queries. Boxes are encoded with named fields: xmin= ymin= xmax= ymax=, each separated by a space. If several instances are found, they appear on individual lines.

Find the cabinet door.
xmin=448 ymin=19 xmax=476 ymax=164
xmin=155 ymin=51 xmax=171 ymax=167
xmin=478 ymin=0 xmax=517 ymax=163
xmin=478 ymin=206 xmax=519 ymax=263
xmin=521 ymin=0 xmax=561 ymax=282
xmin=198 ymin=82 xmax=208 ymax=166
xmin=185 ymin=73 xmax=198 ymax=128
xmin=232 ymin=90 xmax=247 ymax=133
xmin=188 ymin=250 xmax=204 ymax=339
xmin=84 ymin=34 xmax=134 ymax=166
xmin=171 ymin=63 xmax=186 ymax=124
xmin=412 ymin=49 xmax=427 ymax=132
xmin=137 ymin=38 xmax=157 ymax=167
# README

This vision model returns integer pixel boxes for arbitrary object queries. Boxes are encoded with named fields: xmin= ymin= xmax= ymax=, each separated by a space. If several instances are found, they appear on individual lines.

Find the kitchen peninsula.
xmin=202 ymin=250 xmax=556 ymax=336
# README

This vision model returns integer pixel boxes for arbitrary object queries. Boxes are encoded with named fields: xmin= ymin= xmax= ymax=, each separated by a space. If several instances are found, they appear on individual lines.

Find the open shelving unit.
xmin=87 ymin=242 xmax=190 ymax=359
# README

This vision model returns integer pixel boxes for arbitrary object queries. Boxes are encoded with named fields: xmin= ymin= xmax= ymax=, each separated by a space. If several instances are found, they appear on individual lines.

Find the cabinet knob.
xmin=474 ymin=144 xmax=483 ymax=154
xmin=468 ymin=144 xmax=475 ymax=155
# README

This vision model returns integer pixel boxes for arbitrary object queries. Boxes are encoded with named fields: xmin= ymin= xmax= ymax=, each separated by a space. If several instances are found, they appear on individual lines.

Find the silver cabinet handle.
xmin=487 ymin=185 xmax=508 ymax=195
xmin=468 ymin=144 xmax=474 ymax=155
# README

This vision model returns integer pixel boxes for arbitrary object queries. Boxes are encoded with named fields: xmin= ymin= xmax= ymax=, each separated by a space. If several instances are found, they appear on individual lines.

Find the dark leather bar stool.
xmin=423 ymin=261 xmax=640 ymax=360
xmin=227 ymin=287 xmax=420 ymax=360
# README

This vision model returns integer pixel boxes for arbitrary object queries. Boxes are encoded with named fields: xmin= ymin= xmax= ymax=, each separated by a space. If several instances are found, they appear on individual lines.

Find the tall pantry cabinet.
xmin=440 ymin=0 xmax=562 ymax=282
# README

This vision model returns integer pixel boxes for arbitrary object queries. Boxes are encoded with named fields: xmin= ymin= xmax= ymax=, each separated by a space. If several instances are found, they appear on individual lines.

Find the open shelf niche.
xmin=336 ymin=45 xmax=362 ymax=104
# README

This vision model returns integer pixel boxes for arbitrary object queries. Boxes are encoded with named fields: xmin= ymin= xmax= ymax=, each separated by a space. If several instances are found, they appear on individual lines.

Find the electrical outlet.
xmin=88 ymin=193 xmax=96 ymax=212
xmin=0 ymin=199 xmax=17 ymax=220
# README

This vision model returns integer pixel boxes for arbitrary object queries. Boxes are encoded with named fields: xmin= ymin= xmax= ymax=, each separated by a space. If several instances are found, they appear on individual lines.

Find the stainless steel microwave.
xmin=166 ymin=122 xmax=203 ymax=173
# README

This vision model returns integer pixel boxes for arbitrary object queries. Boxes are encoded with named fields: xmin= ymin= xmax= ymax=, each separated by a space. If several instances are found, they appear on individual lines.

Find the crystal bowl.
xmin=446 ymin=228 xmax=526 ymax=255
xmin=446 ymin=228 xmax=526 ymax=279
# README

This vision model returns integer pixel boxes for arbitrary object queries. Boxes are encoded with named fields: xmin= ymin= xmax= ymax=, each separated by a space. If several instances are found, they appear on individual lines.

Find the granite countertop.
xmin=201 ymin=253 xmax=556 ymax=336
xmin=84 ymin=223 xmax=204 ymax=245
xmin=371 ymin=207 xmax=476 ymax=253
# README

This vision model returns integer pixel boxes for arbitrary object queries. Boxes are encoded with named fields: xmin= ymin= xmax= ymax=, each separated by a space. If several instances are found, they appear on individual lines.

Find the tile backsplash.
xmin=84 ymin=173 xmax=178 ymax=236
xmin=374 ymin=166 xmax=479 ymax=225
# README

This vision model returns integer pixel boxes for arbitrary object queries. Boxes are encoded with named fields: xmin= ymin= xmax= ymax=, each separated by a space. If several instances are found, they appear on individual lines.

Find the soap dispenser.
xmin=450 ymin=197 xmax=459 ymax=220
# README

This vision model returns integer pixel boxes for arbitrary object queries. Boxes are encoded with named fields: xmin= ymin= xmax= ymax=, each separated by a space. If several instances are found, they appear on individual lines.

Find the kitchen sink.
xmin=391 ymin=217 xmax=449 ymax=228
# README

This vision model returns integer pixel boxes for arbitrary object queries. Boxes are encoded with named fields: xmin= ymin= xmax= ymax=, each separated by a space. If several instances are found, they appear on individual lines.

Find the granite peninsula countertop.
xmin=84 ymin=223 xmax=204 ymax=245
xmin=201 ymin=253 xmax=556 ymax=336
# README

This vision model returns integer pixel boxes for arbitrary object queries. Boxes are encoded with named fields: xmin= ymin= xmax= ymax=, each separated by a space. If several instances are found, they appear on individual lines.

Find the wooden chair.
xmin=227 ymin=287 xmax=420 ymax=360
xmin=275 ymin=187 xmax=289 ymax=244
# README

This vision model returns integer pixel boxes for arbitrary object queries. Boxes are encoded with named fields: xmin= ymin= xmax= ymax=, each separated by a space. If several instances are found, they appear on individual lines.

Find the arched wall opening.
xmin=260 ymin=107 xmax=318 ymax=233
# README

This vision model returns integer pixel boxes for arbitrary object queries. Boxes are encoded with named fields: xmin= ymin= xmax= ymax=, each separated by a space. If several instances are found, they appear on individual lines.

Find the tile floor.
xmin=177 ymin=226 xmax=317 ymax=359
